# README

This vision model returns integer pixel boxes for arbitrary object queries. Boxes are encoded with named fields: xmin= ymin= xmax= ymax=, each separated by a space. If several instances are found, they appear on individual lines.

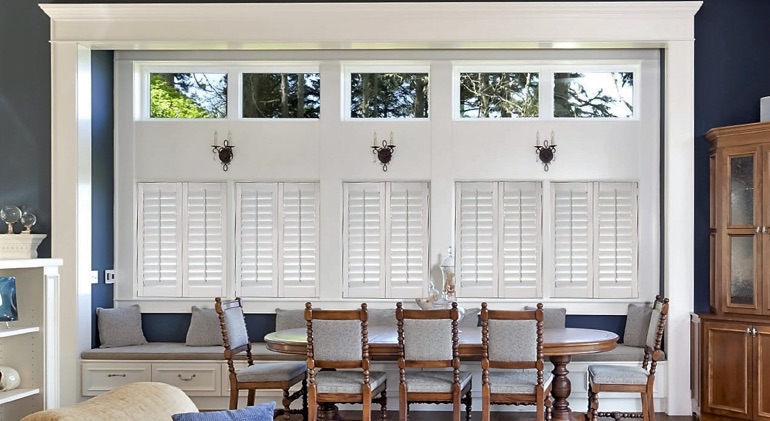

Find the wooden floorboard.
xmin=308 ymin=411 xmax=694 ymax=421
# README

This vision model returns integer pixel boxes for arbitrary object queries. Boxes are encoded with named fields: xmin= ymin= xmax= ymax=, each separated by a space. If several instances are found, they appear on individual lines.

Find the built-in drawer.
xmin=81 ymin=362 xmax=152 ymax=396
xmin=153 ymin=362 xmax=221 ymax=396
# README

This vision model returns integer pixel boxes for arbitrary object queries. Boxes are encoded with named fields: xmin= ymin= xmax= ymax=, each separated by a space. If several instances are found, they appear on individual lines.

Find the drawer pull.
xmin=107 ymin=373 xmax=127 ymax=378
xmin=177 ymin=373 xmax=197 ymax=381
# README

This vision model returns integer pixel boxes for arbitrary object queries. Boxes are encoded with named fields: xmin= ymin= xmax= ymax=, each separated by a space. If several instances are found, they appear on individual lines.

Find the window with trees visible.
xmin=150 ymin=73 xmax=228 ymax=118
xmin=459 ymin=72 xmax=539 ymax=118
xmin=242 ymin=72 xmax=320 ymax=118
xmin=347 ymin=67 xmax=430 ymax=118
xmin=554 ymin=72 xmax=634 ymax=118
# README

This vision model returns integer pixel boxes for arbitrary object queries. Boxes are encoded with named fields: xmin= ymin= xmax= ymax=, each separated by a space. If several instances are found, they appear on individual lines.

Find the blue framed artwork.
xmin=0 ymin=276 xmax=18 ymax=322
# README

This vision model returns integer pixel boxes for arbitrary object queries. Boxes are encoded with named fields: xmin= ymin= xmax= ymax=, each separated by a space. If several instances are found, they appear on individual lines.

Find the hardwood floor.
xmin=325 ymin=411 xmax=693 ymax=421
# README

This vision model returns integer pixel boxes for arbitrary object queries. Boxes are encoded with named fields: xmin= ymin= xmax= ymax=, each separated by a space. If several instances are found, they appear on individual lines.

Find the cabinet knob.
xmin=757 ymin=227 xmax=763 ymax=233
xmin=753 ymin=327 xmax=759 ymax=336
xmin=747 ymin=327 xmax=752 ymax=335
xmin=763 ymin=227 xmax=768 ymax=234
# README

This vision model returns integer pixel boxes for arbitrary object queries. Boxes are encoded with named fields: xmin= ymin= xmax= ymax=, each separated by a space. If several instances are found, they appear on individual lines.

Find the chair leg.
xmin=545 ymin=395 xmax=552 ymax=421
xmin=302 ymin=378 xmax=309 ymax=421
xmin=380 ymin=389 xmax=387 ymax=421
xmin=641 ymin=392 xmax=650 ymax=421
xmin=587 ymin=386 xmax=598 ymax=421
xmin=464 ymin=389 xmax=472 ymax=421
xmin=648 ymin=391 xmax=656 ymax=421
xmin=399 ymin=390 xmax=408 ymax=421
xmin=229 ymin=388 xmax=239 ymax=410
xmin=283 ymin=388 xmax=292 ymax=421
xmin=247 ymin=389 xmax=256 ymax=406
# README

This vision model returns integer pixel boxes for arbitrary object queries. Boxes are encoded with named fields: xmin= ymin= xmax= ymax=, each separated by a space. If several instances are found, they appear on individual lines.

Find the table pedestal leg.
xmin=316 ymin=404 xmax=342 ymax=421
xmin=550 ymin=355 xmax=574 ymax=421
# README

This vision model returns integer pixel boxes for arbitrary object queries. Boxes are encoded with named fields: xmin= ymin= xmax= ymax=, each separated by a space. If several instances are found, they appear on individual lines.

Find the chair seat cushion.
xmin=236 ymin=362 xmax=307 ymax=383
xmin=315 ymin=370 xmax=387 ymax=394
xmin=588 ymin=364 xmax=649 ymax=385
xmin=405 ymin=371 xmax=472 ymax=393
xmin=489 ymin=369 xmax=553 ymax=394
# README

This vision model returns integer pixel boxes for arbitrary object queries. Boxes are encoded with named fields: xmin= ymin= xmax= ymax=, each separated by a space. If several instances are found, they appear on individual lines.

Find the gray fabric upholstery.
xmin=588 ymin=365 xmax=649 ymax=385
xmin=315 ymin=370 xmax=387 ymax=394
xmin=570 ymin=344 xmax=663 ymax=362
xmin=81 ymin=342 xmax=305 ymax=361
xmin=235 ymin=361 xmax=307 ymax=382
xmin=488 ymin=369 xmax=553 ymax=394
xmin=403 ymin=319 xmax=453 ymax=361
xmin=623 ymin=304 xmax=652 ymax=347
xmin=460 ymin=307 xmax=480 ymax=328
xmin=368 ymin=309 xmax=396 ymax=327
xmin=525 ymin=306 xmax=566 ymax=329
xmin=96 ymin=305 xmax=148 ymax=348
xmin=186 ymin=306 xmax=224 ymax=347
xmin=222 ymin=306 xmax=249 ymax=350
xmin=312 ymin=319 xmax=362 ymax=361
xmin=405 ymin=371 xmax=472 ymax=393
xmin=487 ymin=319 xmax=537 ymax=362
xmin=646 ymin=307 xmax=663 ymax=349
xmin=275 ymin=308 xmax=308 ymax=331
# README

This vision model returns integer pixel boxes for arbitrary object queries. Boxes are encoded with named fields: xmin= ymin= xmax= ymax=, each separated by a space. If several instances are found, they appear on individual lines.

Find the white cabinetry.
xmin=0 ymin=259 xmax=61 ymax=421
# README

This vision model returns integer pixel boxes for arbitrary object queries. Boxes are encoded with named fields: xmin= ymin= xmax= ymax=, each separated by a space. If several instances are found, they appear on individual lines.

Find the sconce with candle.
xmin=211 ymin=131 xmax=235 ymax=171
xmin=534 ymin=131 xmax=557 ymax=171
xmin=371 ymin=132 xmax=396 ymax=172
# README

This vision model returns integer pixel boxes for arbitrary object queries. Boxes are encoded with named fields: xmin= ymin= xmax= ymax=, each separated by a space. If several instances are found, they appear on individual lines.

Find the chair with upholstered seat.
xmin=304 ymin=302 xmax=387 ymax=421
xmin=396 ymin=301 xmax=472 ymax=421
xmin=586 ymin=295 xmax=670 ymax=421
xmin=215 ymin=297 xmax=308 ymax=420
xmin=480 ymin=302 xmax=553 ymax=421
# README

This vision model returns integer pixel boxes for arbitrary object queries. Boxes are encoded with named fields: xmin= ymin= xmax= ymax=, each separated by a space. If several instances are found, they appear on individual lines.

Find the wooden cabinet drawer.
xmin=81 ymin=362 xmax=152 ymax=396
xmin=152 ymin=363 xmax=221 ymax=396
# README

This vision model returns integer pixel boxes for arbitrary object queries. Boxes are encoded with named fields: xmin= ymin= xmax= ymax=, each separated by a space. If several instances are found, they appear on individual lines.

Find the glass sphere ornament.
xmin=0 ymin=206 xmax=21 ymax=234
xmin=20 ymin=212 xmax=37 ymax=233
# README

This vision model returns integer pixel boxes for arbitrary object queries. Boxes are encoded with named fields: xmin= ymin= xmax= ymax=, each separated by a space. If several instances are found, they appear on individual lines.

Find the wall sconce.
xmin=211 ymin=131 xmax=235 ymax=171
xmin=534 ymin=131 xmax=557 ymax=171
xmin=371 ymin=132 xmax=395 ymax=172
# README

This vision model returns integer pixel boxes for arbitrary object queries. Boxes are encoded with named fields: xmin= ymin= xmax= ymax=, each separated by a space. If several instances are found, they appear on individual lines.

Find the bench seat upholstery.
xmin=81 ymin=342 xmax=304 ymax=361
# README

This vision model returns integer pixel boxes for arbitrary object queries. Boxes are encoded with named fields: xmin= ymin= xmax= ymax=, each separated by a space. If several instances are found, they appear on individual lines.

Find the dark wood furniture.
xmin=215 ymin=297 xmax=308 ymax=419
xmin=695 ymin=121 xmax=770 ymax=420
xmin=586 ymin=295 xmax=669 ymax=421
xmin=480 ymin=303 xmax=552 ymax=421
xmin=304 ymin=302 xmax=387 ymax=421
xmin=265 ymin=323 xmax=617 ymax=421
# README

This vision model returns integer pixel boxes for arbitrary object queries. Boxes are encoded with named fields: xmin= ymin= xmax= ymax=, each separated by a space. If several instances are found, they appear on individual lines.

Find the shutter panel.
xmin=344 ymin=183 xmax=384 ymax=298
xmin=280 ymin=183 xmax=319 ymax=297
xmin=183 ymin=183 xmax=226 ymax=297
xmin=595 ymin=182 xmax=638 ymax=298
xmin=236 ymin=183 xmax=278 ymax=297
xmin=552 ymin=182 xmax=592 ymax=298
xmin=388 ymin=182 xmax=429 ymax=298
xmin=499 ymin=182 xmax=541 ymax=298
xmin=456 ymin=182 xmax=496 ymax=297
xmin=137 ymin=182 xmax=182 ymax=297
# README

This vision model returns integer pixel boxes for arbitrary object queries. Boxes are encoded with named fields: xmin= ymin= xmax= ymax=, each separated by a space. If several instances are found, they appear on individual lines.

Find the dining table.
xmin=265 ymin=326 xmax=618 ymax=421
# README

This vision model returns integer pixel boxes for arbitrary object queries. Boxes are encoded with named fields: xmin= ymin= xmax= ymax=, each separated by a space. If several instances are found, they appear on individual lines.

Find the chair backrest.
xmin=215 ymin=297 xmax=253 ymax=369
xmin=642 ymin=295 xmax=669 ymax=373
xmin=304 ymin=302 xmax=368 ymax=370
xmin=396 ymin=301 xmax=460 ymax=369
xmin=481 ymin=302 xmax=544 ymax=376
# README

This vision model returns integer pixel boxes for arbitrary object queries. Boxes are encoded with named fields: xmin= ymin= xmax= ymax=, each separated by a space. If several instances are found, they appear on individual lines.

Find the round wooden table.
xmin=265 ymin=327 xmax=617 ymax=421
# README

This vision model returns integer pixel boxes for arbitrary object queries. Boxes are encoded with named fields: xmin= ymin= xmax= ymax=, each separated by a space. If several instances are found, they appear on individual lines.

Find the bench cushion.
xmin=570 ymin=344 xmax=664 ymax=362
xmin=81 ymin=342 xmax=304 ymax=361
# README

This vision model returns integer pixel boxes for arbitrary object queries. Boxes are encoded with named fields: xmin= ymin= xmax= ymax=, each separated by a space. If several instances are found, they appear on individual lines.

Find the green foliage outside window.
xmin=150 ymin=73 xmax=227 ymax=119
xmin=242 ymin=73 xmax=320 ymax=118
xmin=459 ymin=72 xmax=539 ymax=118
xmin=350 ymin=73 xmax=429 ymax=118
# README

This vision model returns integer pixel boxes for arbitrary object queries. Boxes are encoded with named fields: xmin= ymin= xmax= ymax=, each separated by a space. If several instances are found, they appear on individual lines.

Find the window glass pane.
xmin=350 ymin=73 xmax=429 ymax=118
xmin=150 ymin=73 xmax=227 ymax=118
xmin=554 ymin=72 xmax=633 ymax=118
xmin=459 ymin=72 xmax=539 ymax=118
xmin=242 ymin=73 xmax=320 ymax=118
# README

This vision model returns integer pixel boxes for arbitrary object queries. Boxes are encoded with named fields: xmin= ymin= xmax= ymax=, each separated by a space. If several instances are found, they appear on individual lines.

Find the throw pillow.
xmin=96 ymin=305 xmax=148 ymax=348
xmin=460 ymin=307 xmax=481 ymax=328
xmin=172 ymin=401 xmax=275 ymax=421
xmin=625 ymin=303 xmax=653 ymax=347
xmin=275 ymin=308 xmax=310 ymax=331
xmin=525 ymin=306 xmax=566 ymax=329
xmin=185 ymin=306 xmax=224 ymax=347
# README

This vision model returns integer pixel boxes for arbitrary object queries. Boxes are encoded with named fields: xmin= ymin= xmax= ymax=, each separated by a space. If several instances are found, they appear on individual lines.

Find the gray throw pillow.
xmin=275 ymin=308 xmax=309 ymax=331
xmin=624 ymin=303 xmax=653 ymax=347
xmin=525 ymin=306 xmax=566 ymax=329
xmin=460 ymin=307 xmax=481 ymax=328
xmin=185 ymin=306 xmax=224 ymax=347
xmin=368 ymin=308 xmax=396 ymax=327
xmin=96 ymin=305 xmax=148 ymax=348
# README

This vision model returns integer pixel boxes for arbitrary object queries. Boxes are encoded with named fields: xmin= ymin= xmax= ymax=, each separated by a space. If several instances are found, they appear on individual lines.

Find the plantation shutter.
xmin=344 ymin=183 xmax=384 ymax=298
xmin=595 ymin=182 xmax=638 ymax=298
xmin=456 ymin=182 xmax=496 ymax=297
xmin=236 ymin=183 xmax=278 ymax=297
xmin=388 ymin=182 xmax=429 ymax=298
xmin=137 ymin=183 xmax=182 ymax=297
xmin=499 ymin=182 xmax=541 ymax=298
xmin=183 ymin=183 xmax=226 ymax=297
xmin=552 ymin=182 xmax=592 ymax=298
xmin=280 ymin=183 xmax=319 ymax=297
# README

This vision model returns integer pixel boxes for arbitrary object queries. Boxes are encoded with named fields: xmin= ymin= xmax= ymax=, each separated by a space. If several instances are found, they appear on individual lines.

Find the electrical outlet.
xmin=105 ymin=270 xmax=115 ymax=284
xmin=90 ymin=270 xmax=99 ymax=284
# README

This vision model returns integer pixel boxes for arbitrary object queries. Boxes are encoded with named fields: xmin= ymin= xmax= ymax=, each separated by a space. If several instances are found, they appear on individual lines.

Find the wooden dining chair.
xmin=396 ymin=301 xmax=472 ymax=421
xmin=304 ymin=302 xmax=387 ymax=421
xmin=480 ymin=302 xmax=553 ymax=421
xmin=215 ymin=297 xmax=308 ymax=419
xmin=586 ymin=295 xmax=670 ymax=421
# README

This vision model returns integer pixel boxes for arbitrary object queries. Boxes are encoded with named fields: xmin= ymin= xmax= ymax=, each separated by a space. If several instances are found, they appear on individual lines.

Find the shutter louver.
xmin=596 ymin=182 xmax=638 ymax=298
xmin=500 ymin=182 xmax=541 ymax=298
xmin=552 ymin=182 xmax=592 ymax=298
xmin=236 ymin=183 xmax=278 ymax=297
xmin=137 ymin=183 xmax=181 ymax=297
xmin=184 ymin=183 xmax=225 ymax=297
xmin=280 ymin=183 xmax=319 ymax=297
xmin=344 ymin=183 xmax=383 ymax=298
xmin=456 ymin=182 xmax=496 ymax=297
xmin=388 ymin=182 xmax=429 ymax=298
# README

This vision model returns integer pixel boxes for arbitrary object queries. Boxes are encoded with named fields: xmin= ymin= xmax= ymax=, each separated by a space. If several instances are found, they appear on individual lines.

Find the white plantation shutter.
xmin=388 ymin=182 xmax=429 ymax=298
xmin=552 ymin=183 xmax=592 ymax=298
xmin=138 ymin=183 xmax=182 ymax=297
xmin=456 ymin=182 xmax=497 ymax=297
xmin=595 ymin=182 xmax=638 ymax=298
xmin=499 ymin=182 xmax=541 ymax=298
xmin=236 ymin=183 xmax=278 ymax=297
xmin=280 ymin=183 xmax=319 ymax=297
xmin=344 ymin=183 xmax=384 ymax=298
xmin=183 ymin=183 xmax=226 ymax=297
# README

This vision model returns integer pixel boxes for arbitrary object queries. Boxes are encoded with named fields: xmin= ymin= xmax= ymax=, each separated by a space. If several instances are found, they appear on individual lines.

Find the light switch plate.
xmin=90 ymin=270 xmax=99 ymax=284
xmin=105 ymin=270 xmax=115 ymax=284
